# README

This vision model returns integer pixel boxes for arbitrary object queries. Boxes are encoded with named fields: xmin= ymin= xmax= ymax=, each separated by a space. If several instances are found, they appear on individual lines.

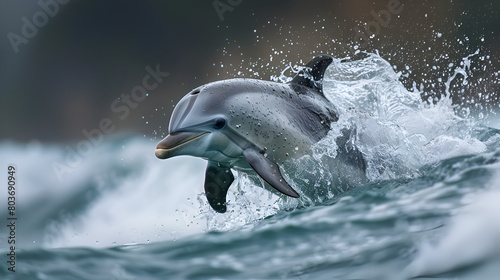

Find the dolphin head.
xmin=155 ymin=81 xmax=249 ymax=164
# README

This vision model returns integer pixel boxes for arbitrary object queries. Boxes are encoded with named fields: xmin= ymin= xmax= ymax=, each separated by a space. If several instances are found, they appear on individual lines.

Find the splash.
xmin=202 ymin=51 xmax=494 ymax=232
xmin=321 ymin=53 xmax=488 ymax=180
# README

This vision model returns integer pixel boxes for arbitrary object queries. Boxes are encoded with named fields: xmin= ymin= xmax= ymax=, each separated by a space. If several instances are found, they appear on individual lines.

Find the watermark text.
xmin=51 ymin=65 xmax=169 ymax=182
xmin=7 ymin=0 xmax=71 ymax=54
xmin=6 ymin=165 xmax=17 ymax=273
xmin=213 ymin=0 xmax=243 ymax=21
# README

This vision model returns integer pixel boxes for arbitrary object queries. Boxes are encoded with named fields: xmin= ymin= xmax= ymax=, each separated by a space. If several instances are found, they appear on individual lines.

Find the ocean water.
xmin=1 ymin=53 xmax=500 ymax=280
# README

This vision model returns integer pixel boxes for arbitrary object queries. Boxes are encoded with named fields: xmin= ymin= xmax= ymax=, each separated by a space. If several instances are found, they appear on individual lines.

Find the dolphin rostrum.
xmin=155 ymin=55 xmax=362 ymax=213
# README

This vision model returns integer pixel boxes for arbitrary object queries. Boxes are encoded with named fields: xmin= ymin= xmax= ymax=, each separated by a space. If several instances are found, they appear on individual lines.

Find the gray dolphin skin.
xmin=155 ymin=55 xmax=360 ymax=213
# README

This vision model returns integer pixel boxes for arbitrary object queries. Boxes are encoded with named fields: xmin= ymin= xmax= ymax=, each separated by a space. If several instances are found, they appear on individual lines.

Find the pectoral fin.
xmin=242 ymin=148 xmax=300 ymax=198
xmin=204 ymin=161 xmax=234 ymax=213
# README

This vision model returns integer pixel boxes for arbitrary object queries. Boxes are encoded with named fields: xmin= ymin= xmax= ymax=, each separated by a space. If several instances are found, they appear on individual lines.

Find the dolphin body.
xmin=155 ymin=55 xmax=365 ymax=213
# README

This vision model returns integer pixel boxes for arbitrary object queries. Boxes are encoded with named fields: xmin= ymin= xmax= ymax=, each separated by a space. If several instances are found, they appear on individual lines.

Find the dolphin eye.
xmin=213 ymin=118 xmax=226 ymax=130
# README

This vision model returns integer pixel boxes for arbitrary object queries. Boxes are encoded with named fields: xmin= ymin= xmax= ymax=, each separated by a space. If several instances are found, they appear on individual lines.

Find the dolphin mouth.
xmin=155 ymin=131 xmax=210 ymax=159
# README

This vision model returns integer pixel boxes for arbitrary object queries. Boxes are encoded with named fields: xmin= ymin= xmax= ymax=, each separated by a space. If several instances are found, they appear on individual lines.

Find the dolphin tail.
xmin=204 ymin=161 xmax=234 ymax=213
xmin=242 ymin=148 xmax=300 ymax=198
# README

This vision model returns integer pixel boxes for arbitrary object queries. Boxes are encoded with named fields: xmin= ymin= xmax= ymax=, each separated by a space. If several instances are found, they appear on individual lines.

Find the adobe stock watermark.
xmin=212 ymin=0 xmax=243 ymax=21
xmin=51 ymin=64 xmax=170 ymax=182
xmin=353 ymin=0 xmax=403 ymax=48
xmin=7 ymin=0 xmax=71 ymax=54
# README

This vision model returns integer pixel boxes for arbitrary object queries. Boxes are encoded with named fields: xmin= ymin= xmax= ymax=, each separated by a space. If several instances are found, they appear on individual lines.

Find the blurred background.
xmin=0 ymin=0 xmax=498 ymax=143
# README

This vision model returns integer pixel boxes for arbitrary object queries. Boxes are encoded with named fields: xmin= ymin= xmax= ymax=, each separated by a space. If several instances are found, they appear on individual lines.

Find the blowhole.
xmin=191 ymin=90 xmax=200 ymax=95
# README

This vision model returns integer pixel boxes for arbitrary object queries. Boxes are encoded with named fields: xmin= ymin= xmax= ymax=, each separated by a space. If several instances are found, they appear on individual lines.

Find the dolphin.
xmin=155 ymin=55 xmax=365 ymax=213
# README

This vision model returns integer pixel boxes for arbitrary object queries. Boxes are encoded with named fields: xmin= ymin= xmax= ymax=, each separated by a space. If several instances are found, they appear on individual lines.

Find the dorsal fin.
xmin=290 ymin=55 xmax=333 ymax=94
